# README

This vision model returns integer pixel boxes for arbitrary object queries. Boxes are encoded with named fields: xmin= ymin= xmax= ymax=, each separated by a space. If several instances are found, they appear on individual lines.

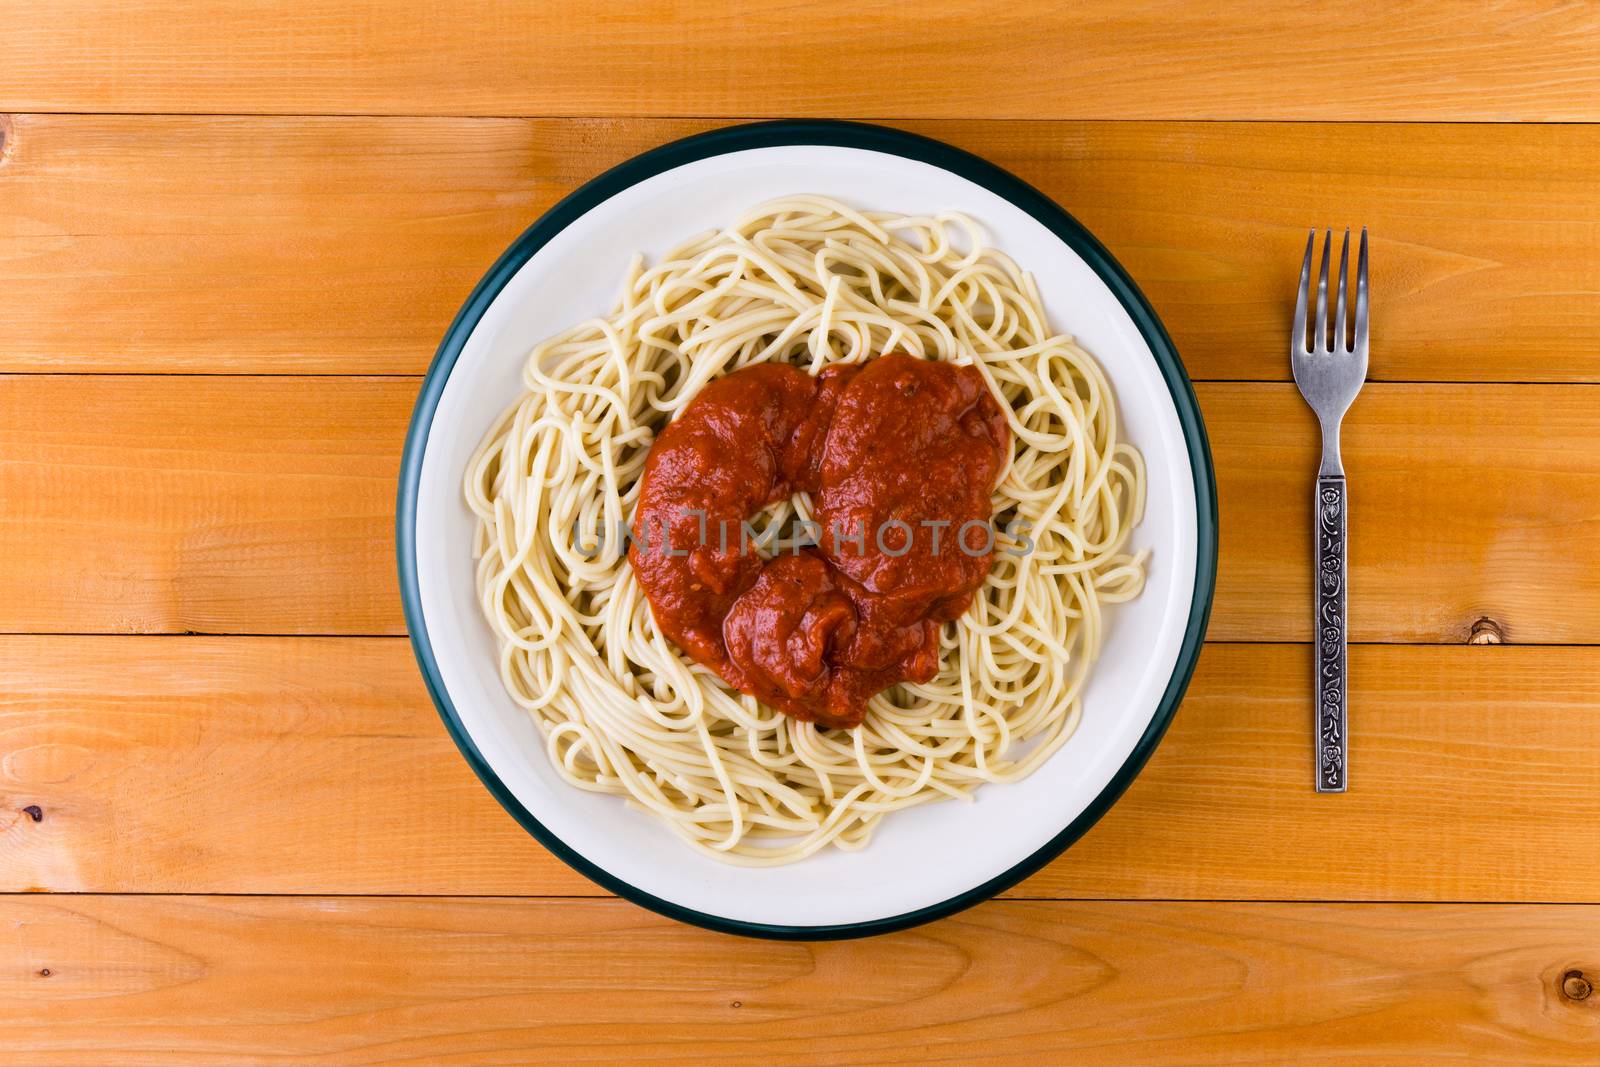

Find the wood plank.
xmin=0 ymin=375 xmax=406 ymax=636
xmin=1204 ymin=382 xmax=1600 ymax=644
xmin=1018 ymin=642 xmax=1600 ymax=901
xmin=0 ymin=636 xmax=571 ymax=894
xmin=7 ymin=2 xmax=1600 ymax=120
xmin=0 ymin=114 xmax=580 ymax=375
xmin=4 ymin=638 xmax=1597 ymax=901
xmin=5 ymin=114 xmax=1600 ymax=381
xmin=2 ymin=896 xmax=1596 ymax=1065
xmin=5 ymin=376 xmax=1598 ymax=641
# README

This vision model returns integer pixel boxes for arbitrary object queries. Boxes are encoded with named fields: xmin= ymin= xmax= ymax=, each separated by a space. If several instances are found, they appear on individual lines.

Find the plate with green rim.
xmin=398 ymin=120 xmax=1217 ymax=940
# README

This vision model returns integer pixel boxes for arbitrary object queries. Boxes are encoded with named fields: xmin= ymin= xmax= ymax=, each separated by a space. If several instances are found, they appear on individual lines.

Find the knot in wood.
xmin=1468 ymin=617 xmax=1504 ymax=645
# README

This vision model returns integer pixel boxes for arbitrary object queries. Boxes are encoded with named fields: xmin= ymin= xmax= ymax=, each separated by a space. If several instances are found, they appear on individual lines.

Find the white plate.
xmin=398 ymin=121 xmax=1217 ymax=939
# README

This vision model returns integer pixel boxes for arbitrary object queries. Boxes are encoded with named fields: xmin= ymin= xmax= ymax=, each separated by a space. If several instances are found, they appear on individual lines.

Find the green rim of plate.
xmin=397 ymin=119 xmax=1218 ymax=941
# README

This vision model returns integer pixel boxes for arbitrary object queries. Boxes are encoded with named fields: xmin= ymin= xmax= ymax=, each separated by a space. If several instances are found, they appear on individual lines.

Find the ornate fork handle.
xmin=1315 ymin=474 xmax=1347 ymax=792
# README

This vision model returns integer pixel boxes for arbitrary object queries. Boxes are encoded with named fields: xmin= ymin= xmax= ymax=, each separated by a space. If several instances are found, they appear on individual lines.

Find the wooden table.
xmin=4 ymin=4 xmax=1599 ymax=1062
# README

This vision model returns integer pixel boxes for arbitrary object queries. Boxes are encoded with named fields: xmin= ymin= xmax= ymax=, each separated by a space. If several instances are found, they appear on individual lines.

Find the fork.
xmin=1291 ymin=229 xmax=1368 ymax=793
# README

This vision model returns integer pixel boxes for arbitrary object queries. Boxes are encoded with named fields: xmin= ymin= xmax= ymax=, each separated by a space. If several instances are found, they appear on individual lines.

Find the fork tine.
xmin=1314 ymin=230 xmax=1331 ymax=352
xmin=1354 ymin=227 xmax=1369 ymax=348
xmin=1333 ymin=229 xmax=1350 ymax=352
xmin=1293 ymin=230 xmax=1313 ymax=352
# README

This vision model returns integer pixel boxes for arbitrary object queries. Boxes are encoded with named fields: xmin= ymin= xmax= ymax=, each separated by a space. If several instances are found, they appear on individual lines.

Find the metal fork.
xmin=1291 ymin=229 xmax=1368 ymax=793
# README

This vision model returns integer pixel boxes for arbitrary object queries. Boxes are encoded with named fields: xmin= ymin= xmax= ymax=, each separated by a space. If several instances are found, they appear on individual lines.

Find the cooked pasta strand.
xmin=466 ymin=197 xmax=1145 ymax=864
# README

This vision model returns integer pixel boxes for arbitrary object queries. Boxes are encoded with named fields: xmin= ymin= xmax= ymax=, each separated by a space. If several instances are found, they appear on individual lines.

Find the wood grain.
xmin=1204 ymin=382 xmax=1600 ymax=644
xmin=5 ymin=376 xmax=1599 ymax=642
xmin=5 ymin=1 xmax=1596 ymax=1055
xmin=0 ymin=375 xmax=406 ymax=636
xmin=7 ymin=2 xmax=1600 ymax=120
xmin=5 ymin=114 xmax=1600 ymax=381
xmin=2 ymin=896 xmax=1596 ymax=1065
xmin=3 ymin=638 xmax=1597 ymax=901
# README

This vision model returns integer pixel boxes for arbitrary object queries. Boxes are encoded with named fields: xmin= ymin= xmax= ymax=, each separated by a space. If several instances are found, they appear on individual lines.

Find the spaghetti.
xmin=465 ymin=195 xmax=1146 ymax=864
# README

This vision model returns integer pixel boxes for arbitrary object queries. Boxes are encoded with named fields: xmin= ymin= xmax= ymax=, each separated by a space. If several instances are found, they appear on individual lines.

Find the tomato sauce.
xmin=630 ymin=353 xmax=1009 ymax=728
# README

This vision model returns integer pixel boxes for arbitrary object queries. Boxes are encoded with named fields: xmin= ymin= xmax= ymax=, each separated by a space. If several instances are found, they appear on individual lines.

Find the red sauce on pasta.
xmin=630 ymin=353 xmax=1009 ymax=728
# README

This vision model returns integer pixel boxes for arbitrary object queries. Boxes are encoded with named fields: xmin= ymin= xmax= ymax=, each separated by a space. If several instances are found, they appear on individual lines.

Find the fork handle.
xmin=1314 ymin=474 xmax=1348 ymax=792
